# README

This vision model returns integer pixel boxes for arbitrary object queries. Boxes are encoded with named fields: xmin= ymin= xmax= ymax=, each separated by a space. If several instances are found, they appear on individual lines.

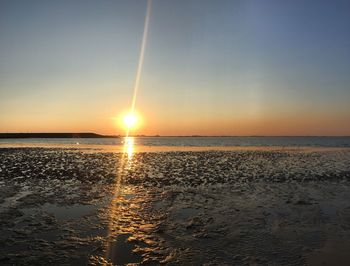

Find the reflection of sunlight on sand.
xmin=105 ymin=136 xmax=135 ymax=263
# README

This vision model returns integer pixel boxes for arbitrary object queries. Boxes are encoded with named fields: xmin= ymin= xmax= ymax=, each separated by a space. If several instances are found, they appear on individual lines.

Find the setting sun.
xmin=123 ymin=113 xmax=138 ymax=129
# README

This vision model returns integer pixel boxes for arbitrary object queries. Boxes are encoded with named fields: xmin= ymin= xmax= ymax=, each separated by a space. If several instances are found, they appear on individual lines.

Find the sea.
xmin=0 ymin=136 xmax=350 ymax=147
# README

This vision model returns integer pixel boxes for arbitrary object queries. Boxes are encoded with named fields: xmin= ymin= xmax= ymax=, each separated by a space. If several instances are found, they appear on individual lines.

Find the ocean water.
xmin=0 ymin=136 xmax=350 ymax=147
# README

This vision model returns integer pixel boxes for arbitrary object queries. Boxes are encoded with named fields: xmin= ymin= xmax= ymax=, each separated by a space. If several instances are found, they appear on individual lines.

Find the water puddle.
xmin=107 ymin=233 xmax=142 ymax=265
xmin=173 ymin=207 xmax=201 ymax=220
xmin=307 ymin=238 xmax=350 ymax=266
xmin=42 ymin=203 xmax=97 ymax=220
xmin=21 ymin=203 xmax=99 ymax=221
xmin=0 ymin=186 xmax=31 ymax=213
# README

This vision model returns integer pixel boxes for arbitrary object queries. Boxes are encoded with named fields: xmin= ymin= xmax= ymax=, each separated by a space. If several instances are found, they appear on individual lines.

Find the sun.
xmin=123 ymin=113 xmax=138 ymax=129
xmin=117 ymin=111 xmax=142 ymax=132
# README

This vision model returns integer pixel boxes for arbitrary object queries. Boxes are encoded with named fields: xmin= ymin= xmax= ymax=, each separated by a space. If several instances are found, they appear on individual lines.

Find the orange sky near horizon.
xmin=1 ymin=108 xmax=349 ymax=136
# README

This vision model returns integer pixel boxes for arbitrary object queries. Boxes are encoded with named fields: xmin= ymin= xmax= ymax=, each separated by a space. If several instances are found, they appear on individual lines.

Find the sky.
xmin=1 ymin=0 xmax=350 ymax=136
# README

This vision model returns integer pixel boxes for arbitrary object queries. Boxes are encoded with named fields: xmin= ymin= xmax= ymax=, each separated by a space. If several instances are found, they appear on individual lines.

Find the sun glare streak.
xmin=118 ymin=0 xmax=151 ymax=137
xmin=106 ymin=2 xmax=151 ymax=262
xmin=131 ymin=0 xmax=152 ymax=113
xmin=105 ymin=150 xmax=127 ymax=262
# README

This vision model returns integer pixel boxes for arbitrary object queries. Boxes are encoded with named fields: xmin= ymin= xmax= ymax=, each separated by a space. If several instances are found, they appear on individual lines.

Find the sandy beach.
xmin=0 ymin=146 xmax=350 ymax=265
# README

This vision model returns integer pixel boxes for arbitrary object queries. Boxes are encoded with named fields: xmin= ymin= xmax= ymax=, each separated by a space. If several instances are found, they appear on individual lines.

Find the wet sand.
xmin=1 ymin=147 xmax=350 ymax=265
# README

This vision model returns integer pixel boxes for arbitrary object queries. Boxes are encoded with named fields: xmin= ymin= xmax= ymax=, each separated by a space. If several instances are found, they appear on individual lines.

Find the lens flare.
xmin=130 ymin=0 xmax=152 ymax=113
xmin=117 ymin=0 xmax=151 ymax=137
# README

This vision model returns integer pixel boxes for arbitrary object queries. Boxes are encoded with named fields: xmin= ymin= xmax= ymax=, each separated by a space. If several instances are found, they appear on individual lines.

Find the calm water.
xmin=1 ymin=136 xmax=350 ymax=147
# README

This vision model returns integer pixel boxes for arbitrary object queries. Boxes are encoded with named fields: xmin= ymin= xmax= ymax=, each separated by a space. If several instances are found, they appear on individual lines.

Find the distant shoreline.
xmin=0 ymin=133 xmax=118 ymax=139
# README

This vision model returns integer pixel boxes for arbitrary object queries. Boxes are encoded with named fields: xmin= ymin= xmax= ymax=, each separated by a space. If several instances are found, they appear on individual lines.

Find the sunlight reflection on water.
xmin=105 ymin=136 xmax=139 ymax=264
xmin=123 ymin=136 xmax=134 ymax=160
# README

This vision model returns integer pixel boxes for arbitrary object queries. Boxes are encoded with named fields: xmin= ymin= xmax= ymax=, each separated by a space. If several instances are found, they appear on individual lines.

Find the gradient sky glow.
xmin=1 ymin=0 xmax=350 ymax=135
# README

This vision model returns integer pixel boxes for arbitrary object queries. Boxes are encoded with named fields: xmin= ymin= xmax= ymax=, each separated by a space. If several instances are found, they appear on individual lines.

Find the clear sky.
xmin=1 ymin=0 xmax=350 ymax=136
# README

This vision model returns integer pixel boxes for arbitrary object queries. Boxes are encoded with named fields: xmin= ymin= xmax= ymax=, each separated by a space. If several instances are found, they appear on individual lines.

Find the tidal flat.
xmin=1 ymin=147 xmax=350 ymax=265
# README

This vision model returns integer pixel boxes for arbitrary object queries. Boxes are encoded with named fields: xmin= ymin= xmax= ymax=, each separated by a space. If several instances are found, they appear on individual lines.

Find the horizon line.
xmin=0 ymin=132 xmax=350 ymax=138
